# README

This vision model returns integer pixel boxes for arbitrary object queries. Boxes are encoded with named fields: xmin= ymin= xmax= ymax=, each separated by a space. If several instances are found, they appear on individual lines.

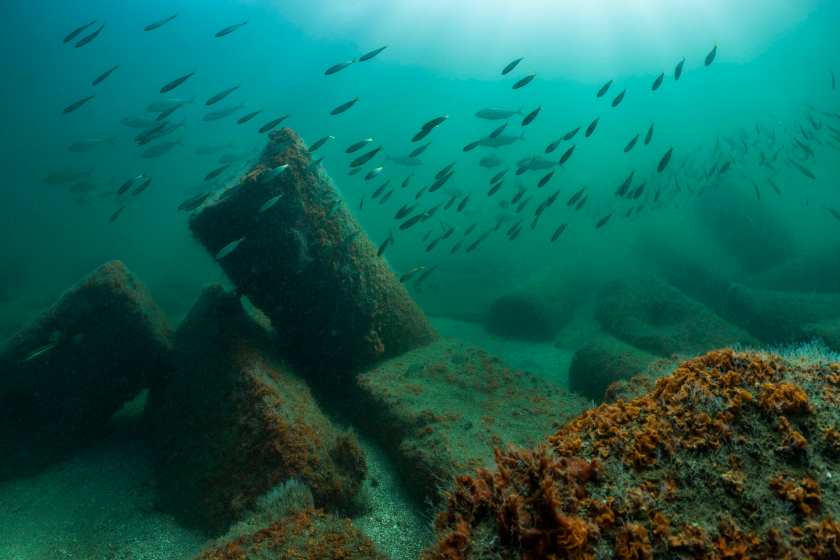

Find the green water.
xmin=1 ymin=1 xmax=840 ymax=558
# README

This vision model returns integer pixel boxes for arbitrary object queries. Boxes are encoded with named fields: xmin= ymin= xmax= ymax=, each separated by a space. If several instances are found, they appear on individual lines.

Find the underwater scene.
xmin=2 ymin=0 xmax=840 ymax=558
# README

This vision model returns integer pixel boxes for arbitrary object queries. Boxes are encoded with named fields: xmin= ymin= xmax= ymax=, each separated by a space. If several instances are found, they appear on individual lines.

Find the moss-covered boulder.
xmin=484 ymin=293 xmax=558 ymax=342
xmin=595 ymin=278 xmax=756 ymax=357
xmin=568 ymin=334 xmax=663 ymax=402
xmin=194 ymin=480 xmax=385 ymax=560
xmin=146 ymin=286 xmax=366 ymax=535
xmin=351 ymin=339 xmax=589 ymax=505
xmin=425 ymin=348 xmax=840 ymax=559
xmin=0 ymin=260 xmax=172 ymax=478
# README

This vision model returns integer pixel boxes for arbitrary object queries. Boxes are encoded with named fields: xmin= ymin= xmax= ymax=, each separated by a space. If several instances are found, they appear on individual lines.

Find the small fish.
xmin=479 ymin=155 xmax=503 ymax=168
xmin=674 ymin=58 xmax=685 ymax=80
xmin=558 ymin=145 xmax=576 ymax=166
xmin=488 ymin=180 xmax=504 ymax=196
xmin=259 ymin=115 xmax=289 ymax=133
xmin=464 ymin=223 xmax=477 ymax=237
xmin=563 ymin=127 xmax=581 ymax=141
xmin=624 ymin=134 xmax=640 ymax=153
xmin=204 ymin=164 xmax=231 ymax=182
xmin=832 ymin=71 xmax=837 ymax=91
xmin=216 ymin=237 xmax=245 ymax=260
xmin=160 ymin=72 xmax=195 ymax=94
xmin=409 ymin=142 xmax=430 ymax=158
xmin=215 ymin=22 xmax=247 ymax=38
xmin=21 ymin=342 xmax=59 ymax=363
xmin=377 ymin=231 xmax=394 ymax=257
xmin=512 ymin=74 xmax=535 ymax=89
xmin=652 ymin=72 xmax=664 ymax=91
xmin=399 ymin=266 xmax=425 ymax=283
xmin=595 ymin=213 xmax=612 ymax=229
xmin=141 ymin=139 xmax=180 ymax=158
xmin=463 ymin=140 xmax=481 ymax=152
xmin=596 ymin=80 xmax=613 ymax=98
xmin=644 ymin=123 xmax=654 ymax=146
xmin=62 ymin=95 xmax=95 ymax=114
xmin=828 ymin=208 xmax=840 ymax=222
xmin=237 ymin=109 xmax=262 ymax=124
xmin=457 ymin=194 xmax=470 ymax=212
xmin=657 ymin=147 xmax=673 ymax=173
xmin=359 ymin=45 xmax=388 ymax=61
xmin=365 ymin=166 xmax=384 ymax=181
xmin=400 ymin=213 xmax=425 ymax=230
xmin=64 ymin=20 xmax=96 ymax=44
xmin=545 ymin=138 xmax=562 ymax=154
xmin=260 ymin=164 xmax=289 ymax=183
xmin=308 ymin=135 xmax=334 ymax=153
xmin=92 ymin=65 xmax=119 ymax=86
xmin=475 ymin=108 xmax=522 ymax=120
xmin=347 ymin=138 xmax=374 ymax=153
xmin=203 ymin=103 xmax=244 ymax=122
xmin=705 ymin=45 xmax=717 ymax=67
xmin=502 ymin=57 xmax=524 ymax=75
xmin=75 ymin=23 xmax=105 ymax=48
xmin=489 ymin=124 xmax=510 ymax=143
xmin=585 ymin=117 xmax=599 ymax=138
xmin=401 ymin=174 xmax=413 ymax=189
xmin=611 ymin=89 xmax=626 ymax=108
xmin=206 ymin=85 xmax=240 ymax=106
xmin=394 ymin=203 xmax=416 ymax=220
xmin=325 ymin=61 xmax=354 ymax=75
xmin=522 ymin=106 xmax=541 ymax=126
xmin=330 ymin=97 xmax=359 ymax=115
xmin=132 ymin=177 xmax=152 ymax=195
xmin=551 ymin=223 xmax=567 ymax=242
xmin=567 ymin=188 xmax=586 ymax=207
xmin=117 ymin=174 xmax=144 ymax=195
xmin=350 ymin=146 xmax=381 ymax=167
xmin=254 ymin=193 xmax=283 ymax=214
xmin=109 ymin=206 xmax=125 ymax=223
xmin=466 ymin=231 xmax=490 ymax=252
xmin=420 ymin=115 xmax=448 ymax=131
xmin=444 ymin=194 xmax=457 ymax=210
xmin=146 ymin=97 xmax=194 ymax=113
xmin=178 ymin=192 xmax=210 ymax=211
xmin=616 ymin=171 xmax=635 ymax=197
xmin=412 ymin=128 xmax=432 ymax=143
xmin=415 ymin=265 xmax=438 ymax=286
xmin=790 ymin=160 xmax=816 ymax=180
xmin=479 ymin=133 xmax=524 ymax=148
xmin=144 ymin=13 xmax=178 ymax=32
xmin=538 ymin=171 xmax=554 ymax=188
xmin=435 ymin=162 xmax=456 ymax=180
xmin=511 ymin=186 xmax=526 ymax=205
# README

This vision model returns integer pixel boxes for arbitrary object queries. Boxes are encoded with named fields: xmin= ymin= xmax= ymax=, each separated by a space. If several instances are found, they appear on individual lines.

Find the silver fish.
xmin=146 ymin=97 xmax=194 ymax=113
xmin=144 ymin=13 xmax=178 ymax=32
xmin=215 ymin=21 xmax=247 ymax=38
xmin=478 ymin=133 xmax=524 ymax=148
xmin=160 ymin=72 xmax=195 ymax=94
xmin=259 ymin=193 xmax=284 ymax=213
xmin=215 ymin=237 xmax=245 ymax=259
xmin=75 ymin=23 xmax=105 ymax=48
xmin=204 ymin=103 xmax=244 ymax=121
xmin=141 ymin=139 xmax=181 ymax=158
xmin=206 ymin=85 xmax=240 ymax=106
xmin=64 ymin=20 xmax=96 ymax=44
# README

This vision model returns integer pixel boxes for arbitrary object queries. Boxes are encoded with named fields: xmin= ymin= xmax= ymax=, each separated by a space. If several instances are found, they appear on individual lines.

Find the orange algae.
xmin=424 ymin=350 xmax=840 ymax=559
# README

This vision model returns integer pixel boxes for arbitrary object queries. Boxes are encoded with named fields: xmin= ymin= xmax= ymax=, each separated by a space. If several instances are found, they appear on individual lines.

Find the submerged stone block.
xmin=189 ymin=128 xmax=435 ymax=376
xmin=351 ymin=339 xmax=588 ymax=505
xmin=194 ymin=480 xmax=386 ymax=560
xmin=595 ymin=277 xmax=756 ymax=357
xmin=568 ymin=334 xmax=661 ymax=402
xmin=0 ymin=260 xmax=172 ymax=478
xmin=146 ymin=286 xmax=367 ymax=535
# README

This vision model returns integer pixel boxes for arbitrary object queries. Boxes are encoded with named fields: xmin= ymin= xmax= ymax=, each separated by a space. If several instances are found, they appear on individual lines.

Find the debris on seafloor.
xmin=0 ymin=260 xmax=172 ymax=479
xmin=189 ymin=127 xmax=436 ymax=378
xmin=146 ymin=285 xmax=367 ymax=535
xmin=424 ymin=349 xmax=840 ymax=559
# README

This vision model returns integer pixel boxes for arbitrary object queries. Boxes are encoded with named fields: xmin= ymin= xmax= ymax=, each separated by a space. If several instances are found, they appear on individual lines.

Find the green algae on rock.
xmin=351 ymin=338 xmax=589 ymax=506
xmin=188 ymin=128 xmax=436 ymax=377
xmin=0 ymin=260 xmax=172 ymax=479
xmin=146 ymin=285 xmax=367 ymax=535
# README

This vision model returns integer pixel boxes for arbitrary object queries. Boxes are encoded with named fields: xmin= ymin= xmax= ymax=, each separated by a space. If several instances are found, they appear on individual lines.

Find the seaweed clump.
xmin=424 ymin=349 xmax=840 ymax=559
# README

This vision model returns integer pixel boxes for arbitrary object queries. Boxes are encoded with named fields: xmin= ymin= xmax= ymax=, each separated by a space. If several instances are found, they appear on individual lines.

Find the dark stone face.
xmin=484 ymin=293 xmax=556 ymax=342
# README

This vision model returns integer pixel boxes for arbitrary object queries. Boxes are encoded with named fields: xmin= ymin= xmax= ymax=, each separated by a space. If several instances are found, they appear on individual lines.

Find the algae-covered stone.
xmin=194 ymin=479 xmax=385 ymax=560
xmin=484 ymin=292 xmax=558 ymax=342
xmin=595 ymin=277 xmax=756 ymax=357
xmin=146 ymin=286 xmax=367 ymax=535
xmin=425 ymin=348 xmax=840 ymax=559
xmin=568 ymin=334 xmax=661 ymax=402
xmin=351 ymin=339 xmax=588 ymax=505
xmin=189 ymin=128 xmax=435 ymax=376
xmin=0 ymin=260 xmax=172 ymax=478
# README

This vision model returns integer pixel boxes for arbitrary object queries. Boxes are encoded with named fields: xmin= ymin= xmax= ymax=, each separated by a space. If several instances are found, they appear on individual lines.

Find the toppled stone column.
xmin=189 ymin=128 xmax=435 ymax=376
xmin=0 ymin=260 xmax=172 ymax=478
xmin=146 ymin=285 xmax=367 ymax=535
